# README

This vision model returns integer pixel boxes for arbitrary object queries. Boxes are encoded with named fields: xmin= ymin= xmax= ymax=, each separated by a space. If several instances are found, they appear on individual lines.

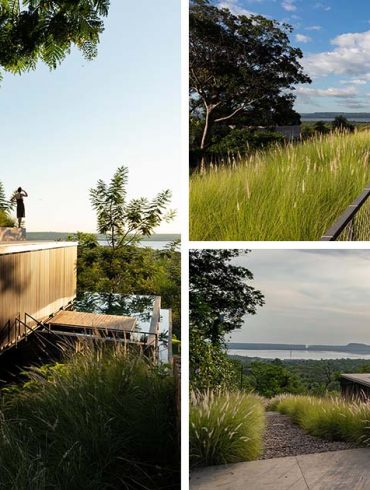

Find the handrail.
xmin=25 ymin=312 xmax=45 ymax=327
xmin=15 ymin=315 xmax=37 ymax=344
xmin=321 ymin=184 xmax=370 ymax=241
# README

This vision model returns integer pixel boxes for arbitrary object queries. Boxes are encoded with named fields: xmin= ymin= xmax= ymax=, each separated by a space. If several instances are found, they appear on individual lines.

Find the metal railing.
xmin=0 ymin=313 xmax=44 ymax=352
xmin=321 ymin=184 xmax=370 ymax=241
xmin=43 ymin=325 xmax=159 ymax=361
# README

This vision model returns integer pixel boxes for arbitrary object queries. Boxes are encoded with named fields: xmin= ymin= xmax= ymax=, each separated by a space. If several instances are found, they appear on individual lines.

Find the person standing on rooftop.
xmin=11 ymin=187 xmax=28 ymax=228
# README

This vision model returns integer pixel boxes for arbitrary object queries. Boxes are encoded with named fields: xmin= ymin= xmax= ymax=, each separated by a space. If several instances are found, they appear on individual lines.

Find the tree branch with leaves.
xmin=0 ymin=0 xmax=110 ymax=80
xmin=190 ymin=249 xmax=265 ymax=345
xmin=89 ymin=165 xmax=175 ymax=249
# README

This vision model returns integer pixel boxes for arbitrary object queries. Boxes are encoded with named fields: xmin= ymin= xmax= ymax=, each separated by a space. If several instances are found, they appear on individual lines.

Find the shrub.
xmin=247 ymin=360 xmax=304 ymax=397
xmin=190 ymin=391 xmax=265 ymax=468
xmin=190 ymin=329 xmax=238 ymax=392
xmin=270 ymin=394 xmax=370 ymax=445
xmin=0 ymin=210 xmax=15 ymax=227
xmin=0 ymin=345 xmax=179 ymax=489
xmin=208 ymin=129 xmax=285 ymax=155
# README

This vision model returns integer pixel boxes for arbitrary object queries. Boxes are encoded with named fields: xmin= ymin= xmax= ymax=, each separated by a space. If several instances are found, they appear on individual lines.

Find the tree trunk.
xmin=200 ymin=107 xmax=212 ymax=174
xmin=200 ymin=108 xmax=210 ymax=151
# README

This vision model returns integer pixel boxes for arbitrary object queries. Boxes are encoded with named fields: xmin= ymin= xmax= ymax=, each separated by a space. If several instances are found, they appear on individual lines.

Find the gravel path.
xmin=260 ymin=412 xmax=355 ymax=460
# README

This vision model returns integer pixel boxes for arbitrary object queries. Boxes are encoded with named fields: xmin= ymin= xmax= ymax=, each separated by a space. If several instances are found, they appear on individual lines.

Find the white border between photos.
xmin=189 ymin=241 xmax=370 ymax=250
xmin=181 ymin=0 xmax=190 ymax=489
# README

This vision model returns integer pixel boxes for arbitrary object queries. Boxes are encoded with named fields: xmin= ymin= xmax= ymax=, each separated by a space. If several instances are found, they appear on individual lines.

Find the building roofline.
xmin=0 ymin=241 xmax=78 ymax=256
xmin=341 ymin=373 xmax=370 ymax=388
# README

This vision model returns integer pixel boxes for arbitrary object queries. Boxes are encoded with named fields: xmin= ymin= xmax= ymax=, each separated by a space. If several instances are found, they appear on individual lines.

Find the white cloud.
xmin=314 ymin=2 xmax=331 ymax=11
xmin=282 ymin=0 xmax=297 ymax=11
xmin=231 ymin=250 xmax=370 ymax=345
xmin=304 ymin=30 xmax=370 ymax=78
xmin=296 ymin=85 xmax=370 ymax=109
xmin=296 ymin=86 xmax=358 ymax=98
xmin=340 ymin=79 xmax=368 ymax=85
xmin=296 ymin=34 xmax=312 ymax=43
xmin=305 ymin=25 xmax=322 ymax=31
xmin=217 ymin=0 xmax=255 ymax=15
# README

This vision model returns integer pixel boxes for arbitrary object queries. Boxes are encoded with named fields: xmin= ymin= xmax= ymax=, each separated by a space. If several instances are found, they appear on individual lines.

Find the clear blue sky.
xmin=0 ymin=0 xmax=181 ymax=233
xmin=231 ymin=250 xmax=370 ymax=345
xmin=217 ymin=0 xmax=370 ymax=113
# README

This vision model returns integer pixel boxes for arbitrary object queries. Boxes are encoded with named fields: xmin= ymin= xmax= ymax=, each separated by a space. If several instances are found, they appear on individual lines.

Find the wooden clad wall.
xmin=0 ymin=245 xmax=77 ymax=336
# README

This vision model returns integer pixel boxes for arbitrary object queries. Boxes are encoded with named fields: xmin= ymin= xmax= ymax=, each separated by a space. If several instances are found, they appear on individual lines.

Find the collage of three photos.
xmin=0 ymin=0 xmax=369 ymax=489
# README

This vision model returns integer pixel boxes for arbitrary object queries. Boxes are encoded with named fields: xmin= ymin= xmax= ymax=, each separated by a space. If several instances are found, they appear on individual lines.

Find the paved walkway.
xmin=190 ymin=448 xmax=370 ymax=490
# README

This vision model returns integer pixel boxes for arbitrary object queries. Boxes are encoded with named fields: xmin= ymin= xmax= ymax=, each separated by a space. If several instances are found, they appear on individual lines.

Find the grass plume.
xmin=190 ymin=131 xmax=370 ymax=240
xmin=190 ymin=391 xmax=265 ymax=468
xmin=0 ymin=344 xmax=179 ymax=489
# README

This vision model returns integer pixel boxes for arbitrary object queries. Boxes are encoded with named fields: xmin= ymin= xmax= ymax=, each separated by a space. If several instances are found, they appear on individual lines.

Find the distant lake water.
xmin=98 ymin=240 xmax=170 ymax=250
xmin=302 ymin=118 xmax=370 ymax=123
xmin=229 ymin=349 xmax=370 ymax=360
xmin=26 ymin=233 xmax=174 ymax=250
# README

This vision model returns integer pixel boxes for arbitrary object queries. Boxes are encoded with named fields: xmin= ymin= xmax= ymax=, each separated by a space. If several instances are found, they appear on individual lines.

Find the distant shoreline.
xmin=26 ymin=232 xmax=181 ymax=242
xmin=228 ymin=342 xmax=370 ymax=355
xmin=301 ymin=112 xmax=370 ymax=122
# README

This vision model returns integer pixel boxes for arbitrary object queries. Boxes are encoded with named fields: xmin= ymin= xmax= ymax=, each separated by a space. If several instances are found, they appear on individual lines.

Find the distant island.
xmin=26 ymin=232 xmax=180 ymax=242
xmin=228 ymin=342 xmax=370 ymax=354
xmin=301 ymin=112 xmax=370 ymax=121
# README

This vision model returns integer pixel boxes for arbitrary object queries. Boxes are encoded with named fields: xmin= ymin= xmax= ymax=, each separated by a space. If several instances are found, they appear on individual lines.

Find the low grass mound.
xmin=190 ymin=131 xmax=370 ymax=240
xmin=270 ymin=394 xmax=370 ymax=445
xmin=0 ymin=345 xmax=179 ymax=489
xmin=190 ymin=391 xmax=265 ymax=468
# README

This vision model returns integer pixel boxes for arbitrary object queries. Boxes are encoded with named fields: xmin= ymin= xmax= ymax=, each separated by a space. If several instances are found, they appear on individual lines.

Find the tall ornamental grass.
xmin=190 ymin=131 xmax=370 ymax=241
xmin=190 ymin=391 xmax=265 ymax=468
xmin=270 ymin=394 xmax=370 ymax=445
xmin=0 ymin=345 xmax=179 ymax=490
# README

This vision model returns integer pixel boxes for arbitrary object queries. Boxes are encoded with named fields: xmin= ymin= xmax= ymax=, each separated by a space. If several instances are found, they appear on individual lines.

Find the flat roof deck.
xmin=47 ymin=310 xmax=137 ymax=332
xmin=341 ymin=373 xmax=370 ymax=388
xmin=0 ymin=241 xmax=77 ymax=255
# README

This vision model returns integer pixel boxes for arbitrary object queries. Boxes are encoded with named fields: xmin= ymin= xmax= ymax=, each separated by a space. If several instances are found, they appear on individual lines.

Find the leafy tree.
xmin=189 ymin=0 xmax=311 ymax=151
xmin=301 ymin=124 xmax=315 ymax=139
xmin=89 ymin=166 xmax=174 ymax=249
xmin=246 ymin=360 xmax=304 ymax=397
xmin=314 ymin=121 xmax=330 ymax=134
xmin=0 ymin=181 xmax=10 ymax=211
xmin=0 ymin=0 xmax=109 ymax=80
xmin=189 ymin=250 xmax=264 ymax=345
xmin=207 ymin=128 xmax=284 ymax=155
xmin=72 ymin=232 xmax=181 ymax=338
xmin=0 ymin=181 xmax=15 ymax=226
xmin=0 ymin=210 xmax=15 ymax=226
xmin=190 ymin=327 xmax=237 ymax=391
xmin=332 ymin=116 xmax=355 ymax=133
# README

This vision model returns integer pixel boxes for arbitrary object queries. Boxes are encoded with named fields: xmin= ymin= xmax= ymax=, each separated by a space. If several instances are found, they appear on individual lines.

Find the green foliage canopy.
xmin=246 ymin=360 xmax=304 ymax=398
xmin=190 ymin=0 xmax=311 ymax=150
xmin=74 ymin=233 xmax=181 ymax=338
xmin=189 ymin=250 xmax=264 ymax=344
xmin=332 ymin=116 xmax=355 ymax=133
xmin=190 ymin=328 xmax=237 ymax=391
xmin=0 ymin=181 xmax=10 ymax=211
xmin=0 ymin=0 xmax=109 ymax=78
xmin=89 ymin=166 xmax=174 ymax=249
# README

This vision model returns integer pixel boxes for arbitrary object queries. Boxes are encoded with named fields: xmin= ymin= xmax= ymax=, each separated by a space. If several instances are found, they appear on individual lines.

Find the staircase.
xmin=0 ymin=313 xmax=45 ymax=354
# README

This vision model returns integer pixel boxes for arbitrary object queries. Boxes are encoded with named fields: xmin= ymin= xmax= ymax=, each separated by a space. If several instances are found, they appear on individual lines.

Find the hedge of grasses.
xmin=270 ymin=394 xmax=370 ymax=445
xmin=190 ymin=391 xmax=265 ymax=468
xmin=190 ymin=131 xmax=370 ymax=241
xmin=0 ymin=345 xmax=179 ymax=489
